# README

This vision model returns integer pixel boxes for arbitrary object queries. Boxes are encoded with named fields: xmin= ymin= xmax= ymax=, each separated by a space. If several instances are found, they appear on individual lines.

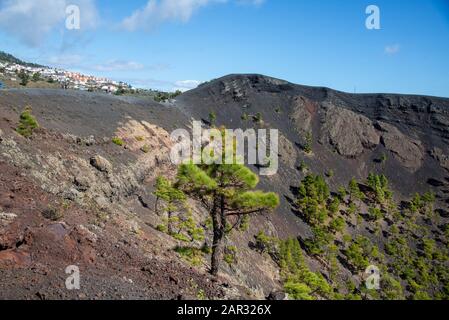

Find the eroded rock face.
xmin=430 ymin=147 xmax=449 ymax=172
xmin=290 ymin=96 xmax=315 ymax=134
xmin=321 ymin=106 xmax=380 ymax=158
xmin=377 ymin=121 xmax=424 ymax=171
xmin=278 ymin=134 xmax=297 ymax=168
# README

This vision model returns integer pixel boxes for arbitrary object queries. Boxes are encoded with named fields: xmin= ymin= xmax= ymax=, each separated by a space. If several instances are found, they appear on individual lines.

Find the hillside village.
xmin=0 ymin=57 xmax=132 ymax=93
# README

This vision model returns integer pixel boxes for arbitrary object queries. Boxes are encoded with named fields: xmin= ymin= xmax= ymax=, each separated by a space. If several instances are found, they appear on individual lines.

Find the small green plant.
xmin=224 ymin=246 xmax=237 ymax=266
xmin=156 ymin=224 xmax=168 ymax=233
xmin=112 ymin=137 xmax=124 ymax=146
xmin=239 ymin=215 xmax=250 ymax=232
xmin=32 ymin=72 xmax=41 ymax=82
xmin=135 ymin=136 xmax=145 ymax=142
xmin=140 ymin=144 xmax=150 ymax=153
xmin=298 ymin=160 xmax=308 ymax=173
xmin=241 ymin=112 xmax=249 ymax=121
xmin=197 ymin=289 xmax=206 ymax=300
xmin=175 ymin=246 xmax=204 ymax=266
xmin=209 ymin=112 xmax=217 ymax=126
xmin=329 ymin=216 xmax=346 ymax=233
xmin=253 ymin=112 xmax=262 ymax=123
xmin=303 ymin=132 xmax=313 ymax=154
xmin=16 ymin=106 xmax=39 ymax=138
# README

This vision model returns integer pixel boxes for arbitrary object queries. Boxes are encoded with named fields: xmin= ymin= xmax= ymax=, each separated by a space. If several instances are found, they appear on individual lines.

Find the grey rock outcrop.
xmin=377 ymin=121 xmax=424 ymax=171
xmin=430 ymin=147 xmax=449 ymax=172
xmin=321 ymin=106 xmax=380 ymax=158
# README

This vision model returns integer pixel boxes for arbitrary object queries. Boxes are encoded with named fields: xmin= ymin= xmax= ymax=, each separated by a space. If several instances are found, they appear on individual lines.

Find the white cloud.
xmin=385 ymin=44 xmax=400 ymax=55
xmin=174 ymin=79 xmax=202 ymax=91
xmin=0 ymin=0 xmax=98 ymax=47
xmin=122 ymin=77 xmax=202 ymax=92
xmin=121 ymin=0 xmax=263 ymax=31
xmin=94 ymin=60 xmax=145 ymax=72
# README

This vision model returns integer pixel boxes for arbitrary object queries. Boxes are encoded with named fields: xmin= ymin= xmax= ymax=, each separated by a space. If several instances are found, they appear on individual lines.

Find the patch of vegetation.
xmin=280 ymin=238 xmax=333 ymax=300
xmin=175 ymin=246 xmax=204 ymax=267
xmin=18 ymin=69 xmax=29 ymax=86
xmin=253 ymin=112 xmax=262 ymax=123
xmin=208 ymin=112 xmax=217 ymax=127
xmin=298 ymin=160 xmax=308 ymax=173
xmin=296 ymin=174 xmax=330 ymax=225
xmin=303 ymin=132 xmax=313 ymax=154
xmin=367 ymin=173 xmax=392 ymax=204
xmin=153 ymin=90 xmax=182 ymax=102
xmin=112 ymin=137 xmax=124 ymax=146
xmin=16 ymin=106 xmax=39 ymax=138
xmin=140 ymin=144 xmax=150 ymax=153
xmin=224 ymin=246 xmax=237 ymax=266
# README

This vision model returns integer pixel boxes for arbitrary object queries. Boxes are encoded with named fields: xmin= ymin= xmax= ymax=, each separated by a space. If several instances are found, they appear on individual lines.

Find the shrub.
xmin=16 ymin=107 xmax=39 ymax=138
xmin=254 ymin=231 xmax=279 ymax=259
xmin=174 ymin=246 xmax=204 ymax=266
xmin=253 ymin=112 xmax=262 ymax=123
xmin=18 ymin=70 xmax=29 ymax=86
xmin=303 ymin=132 xmax=313 ymax=153
xmin=298 ymin=161 xmax=308 ymax=173
xmin=368 ymin=207 xmax=383 ymax=221
xmin=224 ymin=246 xmax=237 ymax=266
xmin=112 ymin=137 xmax=124 ymax=146
xmin=140 ymin=144 xmax=150 ymax=153
xmin=329 ymin=216 xmax=346 ymax=233
xmin=208 ymin=112 xmax=217 ymax=126
xmin=348 ymin=178 xmax=364 ymax=201
xmin=156 ymin=224 xmax=168 ymax=233
xmin=328 ymin=197 xmax=341 ymax=215
xmin=280 ymin=238 xmax=332 ymax=300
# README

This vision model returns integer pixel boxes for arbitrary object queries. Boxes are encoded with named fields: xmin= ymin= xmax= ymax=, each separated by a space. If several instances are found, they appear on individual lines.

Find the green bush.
xmin=16 ymin=107 xmax=39 ymax=138
xmin=112 ymin=137 xmax=124 ymax=146
xmin=174 ymin=246 xmax=204 ymax=266
xmin=303 ymin=132 xmax=313 ymax=153
xmin=140 ymin=144 xmax=150 ymax=153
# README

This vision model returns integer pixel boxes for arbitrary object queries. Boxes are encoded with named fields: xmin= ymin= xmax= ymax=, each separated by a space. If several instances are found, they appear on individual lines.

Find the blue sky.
xmin=0 ymin=0 xmax=448 ymax=96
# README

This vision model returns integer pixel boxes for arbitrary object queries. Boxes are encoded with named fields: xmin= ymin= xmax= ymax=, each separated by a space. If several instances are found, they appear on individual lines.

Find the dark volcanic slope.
xmin=1 ymin=75 xmax=449 ymax=300
xmin=177 ymin=74 xmax=449 ymax=214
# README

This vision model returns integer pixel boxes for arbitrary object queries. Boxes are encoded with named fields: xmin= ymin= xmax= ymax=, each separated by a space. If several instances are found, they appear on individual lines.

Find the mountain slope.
xmin=0 ymin=74 xmax=448 ymax=300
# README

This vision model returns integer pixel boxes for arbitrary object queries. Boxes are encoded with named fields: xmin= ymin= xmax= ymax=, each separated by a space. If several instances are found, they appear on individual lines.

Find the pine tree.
xmin=154 ymin=176 xmax=187 ymax=235
xmin=175 ymin=156 xmax=279 ymax=276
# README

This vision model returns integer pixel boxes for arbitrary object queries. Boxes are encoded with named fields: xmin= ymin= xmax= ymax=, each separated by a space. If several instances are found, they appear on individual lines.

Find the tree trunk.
xmin=210 ymin=195 xmax=226 ymax=276
xmin=167 ymin=210 xmax=174 ymax=235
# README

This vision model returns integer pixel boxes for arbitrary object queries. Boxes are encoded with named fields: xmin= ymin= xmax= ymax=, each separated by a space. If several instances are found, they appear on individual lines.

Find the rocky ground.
xmin=1 ymin=75 xmax=448 ymax=299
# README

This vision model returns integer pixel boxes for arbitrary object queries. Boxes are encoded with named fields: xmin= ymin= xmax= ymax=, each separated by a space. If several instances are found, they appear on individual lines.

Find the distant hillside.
xmin=0 ymin=51 xmax=44 ymax=68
